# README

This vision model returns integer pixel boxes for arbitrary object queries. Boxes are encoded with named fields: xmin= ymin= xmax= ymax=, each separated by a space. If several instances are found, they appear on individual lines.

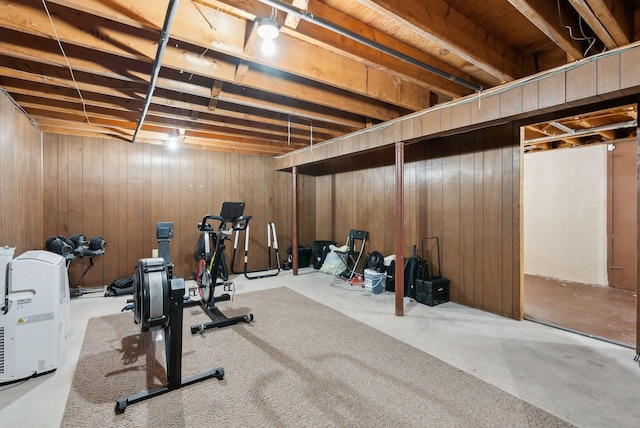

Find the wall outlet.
xmin=152 ymin=249 xmax=159 ymax=258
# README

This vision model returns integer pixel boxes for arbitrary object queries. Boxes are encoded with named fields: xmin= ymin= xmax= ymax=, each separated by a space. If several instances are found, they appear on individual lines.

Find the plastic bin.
xmin=364 ymin=269 xmax=386 ymax=294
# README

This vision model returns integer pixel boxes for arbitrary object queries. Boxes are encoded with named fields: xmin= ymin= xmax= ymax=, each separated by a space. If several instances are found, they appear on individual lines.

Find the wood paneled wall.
xmin=314 ymin=122 xmax=521 ymax=319
xmin=314 ymin=151 xmax=396 ymax=249
xmin=42 ymin=134 xmax=315 ymax=288
xmin=32 ymin=122 xmax=518 ymax=318
xmin=0 ymin=92 xmax=42 ymax=254
xmin=417 ymin=124 xmax=521 ymax=319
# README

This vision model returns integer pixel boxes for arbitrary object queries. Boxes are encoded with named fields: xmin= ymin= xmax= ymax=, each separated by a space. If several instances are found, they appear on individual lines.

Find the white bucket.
xmin=364 ymin=269 xmax=386 ymax=294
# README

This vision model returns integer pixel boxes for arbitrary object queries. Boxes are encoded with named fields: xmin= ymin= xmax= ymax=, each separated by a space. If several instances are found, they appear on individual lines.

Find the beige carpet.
xmin=62 ymin=287 xmax=572 ymax=427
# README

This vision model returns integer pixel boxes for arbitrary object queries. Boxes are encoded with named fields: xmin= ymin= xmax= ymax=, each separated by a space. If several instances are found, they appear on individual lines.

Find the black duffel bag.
xmin=106 ymin=276 xmax=134 ymax=296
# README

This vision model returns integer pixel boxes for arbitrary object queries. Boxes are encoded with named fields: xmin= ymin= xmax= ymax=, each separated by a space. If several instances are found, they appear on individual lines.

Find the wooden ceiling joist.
xmin=507 ymin=0 xmax=586 ymax=61
xmin=0 ymin=1 xmax=404 ymax=121
xmin=26 ymin=0 xmax=433 ymax=111
xmin=0 ymin=0 xmax=637 ymax=155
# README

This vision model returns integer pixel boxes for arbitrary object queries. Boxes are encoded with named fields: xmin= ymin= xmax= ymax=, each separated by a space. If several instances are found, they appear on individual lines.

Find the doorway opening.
xmin=521 ymin=104 xmax=637 ymax=347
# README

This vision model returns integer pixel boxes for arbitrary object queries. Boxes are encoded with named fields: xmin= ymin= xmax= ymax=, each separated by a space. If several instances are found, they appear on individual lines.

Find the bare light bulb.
xmin=261 ymin=38 xmax=276 ymax=56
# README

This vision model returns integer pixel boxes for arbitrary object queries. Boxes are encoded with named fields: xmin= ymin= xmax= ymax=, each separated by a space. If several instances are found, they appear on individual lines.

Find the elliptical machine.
xmin=189 ymin=202 xmax=254 ymax=333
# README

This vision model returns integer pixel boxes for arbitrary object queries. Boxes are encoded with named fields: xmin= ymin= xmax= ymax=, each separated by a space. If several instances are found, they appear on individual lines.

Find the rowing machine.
xmin=116 ymin=222 xmax=226 ymax=413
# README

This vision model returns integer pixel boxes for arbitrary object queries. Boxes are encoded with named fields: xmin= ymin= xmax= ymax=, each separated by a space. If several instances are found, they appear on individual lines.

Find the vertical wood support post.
xmin=519 ymin=124 xmax=526 ymax=320
xmin=292 ymin=166 xmax=299 ymax=275
xmin=395 ymin=142 xmax=405 ymax=316
xmin=607 ymin=102 xmax=640 ymax=356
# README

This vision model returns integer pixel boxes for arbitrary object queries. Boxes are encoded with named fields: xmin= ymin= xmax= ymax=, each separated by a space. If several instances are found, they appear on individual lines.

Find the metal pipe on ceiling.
xmin=256 ymin=0 xmax=483 ymax=93
xmin=132 ymin=0 xmax=180 ymax=143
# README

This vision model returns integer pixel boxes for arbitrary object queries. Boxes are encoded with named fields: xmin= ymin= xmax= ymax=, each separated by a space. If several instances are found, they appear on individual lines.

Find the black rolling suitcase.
xmin=416 ymin=237 xmax=450 ymax=306
xmin=404 ymin=245 xmax=428 ymax=299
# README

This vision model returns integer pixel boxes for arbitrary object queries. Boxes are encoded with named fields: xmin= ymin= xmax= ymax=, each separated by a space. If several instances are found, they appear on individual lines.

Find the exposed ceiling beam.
xmin=524 ymin=119 xmax=637 ymax=145
xmin=508 ymin=0 xmax=586 ymax=60
xmin=0 ymin=1 xmax=401 ymax=122
xmin=357 ymin=0 xmax=525 ymax=83
xmin=0 ymin=75 xmax=350 ymax=141
xmin=41 ymin=0 xmax=434 ymax=111
xmin=0 ymin=61 xmax=347 ymax=139
xmin=32 ymin=110 xmax=311 ymax=155
xmin=0 ymin=31 xmax=371 ymax=130
xmin=585 ymin=0 xmax=632 ymax=46
xmin=209 ymin=0 xmax=476 ymax=97
xmin=1 ymin=0 xmax=637 ymax=156
xmin=567 ymin=0 xmax=617 ymax=49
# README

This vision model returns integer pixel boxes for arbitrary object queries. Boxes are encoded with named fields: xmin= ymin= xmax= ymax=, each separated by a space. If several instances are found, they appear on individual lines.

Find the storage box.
xmin=287 ymin=246 xmax=312 ymax=268
xmin=416 ymin=277 xmax=450 ymax=306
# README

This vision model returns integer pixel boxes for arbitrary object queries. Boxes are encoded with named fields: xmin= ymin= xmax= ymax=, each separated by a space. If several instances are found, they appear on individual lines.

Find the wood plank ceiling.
xmin=523 ymin=104 xmax=637 ymax=152
xmin=0 ymin=0 xmax=638 ymax=155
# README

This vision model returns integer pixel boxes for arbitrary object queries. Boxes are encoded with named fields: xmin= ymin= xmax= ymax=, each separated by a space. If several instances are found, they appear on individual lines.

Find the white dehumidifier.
xmin=0 ymin=250 xmax=71 ymax=383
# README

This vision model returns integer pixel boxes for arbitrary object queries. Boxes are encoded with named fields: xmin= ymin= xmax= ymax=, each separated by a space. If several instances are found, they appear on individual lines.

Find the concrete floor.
xmin=2 ymin=268 xmax=640 ymax=427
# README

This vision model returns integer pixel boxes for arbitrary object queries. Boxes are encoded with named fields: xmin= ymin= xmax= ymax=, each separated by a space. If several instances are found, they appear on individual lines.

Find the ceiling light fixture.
xmin=257 ymin=17 xmax=279 ymax=40
xmin=167 ymin=130 xmax=179 ymax=150
xmin=257 ymin=8 xmax=279 ymax=56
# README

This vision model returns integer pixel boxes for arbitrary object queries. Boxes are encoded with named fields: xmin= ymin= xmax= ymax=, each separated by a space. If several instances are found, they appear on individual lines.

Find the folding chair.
xmin=330 ymin=229 xmax=368 ymax=280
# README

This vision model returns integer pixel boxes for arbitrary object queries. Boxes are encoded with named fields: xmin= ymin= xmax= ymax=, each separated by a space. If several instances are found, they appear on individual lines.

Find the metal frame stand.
xmin=230 ymin=222 xmax=281 ymax=279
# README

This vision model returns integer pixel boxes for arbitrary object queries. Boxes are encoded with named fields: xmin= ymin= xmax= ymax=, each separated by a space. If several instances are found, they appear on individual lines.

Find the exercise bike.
xmin=116 ymin=222 xmax=231 ymax=414
xmin=188 ymin=202 xmax=254 ymax=334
